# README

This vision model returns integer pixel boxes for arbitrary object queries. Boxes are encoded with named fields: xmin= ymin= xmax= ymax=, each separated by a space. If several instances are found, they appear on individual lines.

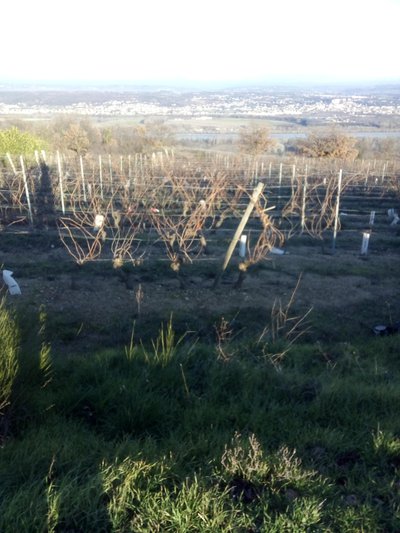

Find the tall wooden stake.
xmin=99 ymin=155 xmax=104 ymax=200
xmin=301 ymin=165 xmax=308 ymax=233
xmin=109 ymin=154 xmax=114 ymax=194
xmin=79 ymin=155 xmax=87 ymax=202
xmin=214 ymin=182 xmax=264 ymax=288
xmin=332 ymin=169 xmax=343 ymax=253
xmin=20 ymin=156 xmax=33 ymax=225
xmin=56 ymin=151 xmax=65 ymax=215
xmin=6 ymin=153 xmax=17 ymax=174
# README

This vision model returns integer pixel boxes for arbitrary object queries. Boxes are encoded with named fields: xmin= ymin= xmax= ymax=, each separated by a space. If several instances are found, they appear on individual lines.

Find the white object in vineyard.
xmin=94 ymin=214 xmax=105 ymax=231
xmin=360 ymin=232 xmax=370 ymax=255
xmin=369 ymin=211 xmax=375 ymax=226
xmin=270 ymin=247 xmax=286 ymax=255
xmin=2 ymin=270 xmax=21 ymax=295
xmin=387 ymin=208 xmax=398 ymax=222
xmin=239 ymin=234 xmax=247 ymax=258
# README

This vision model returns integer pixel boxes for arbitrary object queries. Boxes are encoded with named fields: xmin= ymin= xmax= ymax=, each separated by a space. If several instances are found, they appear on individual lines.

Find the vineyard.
xmin=0 ymin=150 xmax=399 ymax=346
xmin=2 ymin=151 xmax=399 ymax=249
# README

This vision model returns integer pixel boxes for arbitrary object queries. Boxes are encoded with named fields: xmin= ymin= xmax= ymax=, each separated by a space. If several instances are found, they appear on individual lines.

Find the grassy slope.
xmin=1 ymin=307 xmax=400 ymax=532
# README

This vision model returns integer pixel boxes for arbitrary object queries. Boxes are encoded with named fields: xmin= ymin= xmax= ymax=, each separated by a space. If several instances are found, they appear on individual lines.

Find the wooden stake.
xmin=214 ymin=182 xmax=264 ymax=287
xmin=6 ymin=153 xmax=17 ymax=174
xmin=332 ymin=169 xmax=343 ymax=253
xmin=301 ymin=166 xmax=308 ymax=233
xmin=80 ymin=155 xmax=87 ymax=202
xmin=291 ymin=164 xmax=296 ymax=198
xmin=99 ymin=155 xmax=104 ymax=199
xmin=20 ymin=156 xmax=33 ymax=224
xmin=109 ymin=154 xmax=114 ymax=194
xmin=56 ymin=151 xmax=65 ymax=215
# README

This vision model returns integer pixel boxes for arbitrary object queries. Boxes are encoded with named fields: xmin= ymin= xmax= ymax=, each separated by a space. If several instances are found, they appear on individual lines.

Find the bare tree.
xmin=63 ymin=124 xmax=90 ymax=156
xmin=238 ymin=124 xmax=276 ymax=156
xmin=296 ymin=131 xmax=358 ymax=160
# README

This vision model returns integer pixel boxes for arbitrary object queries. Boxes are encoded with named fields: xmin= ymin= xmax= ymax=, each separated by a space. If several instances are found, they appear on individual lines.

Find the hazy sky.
xmin=2 ymin=0 xmax=400 ymax=86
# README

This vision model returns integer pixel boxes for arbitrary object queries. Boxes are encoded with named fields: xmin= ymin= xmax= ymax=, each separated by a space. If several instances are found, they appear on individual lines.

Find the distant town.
xmin=0 ymin=84 xmax=400 ymax=129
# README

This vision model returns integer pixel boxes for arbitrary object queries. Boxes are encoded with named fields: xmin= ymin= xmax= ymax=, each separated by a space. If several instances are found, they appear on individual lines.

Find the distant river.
xmin=177 ymin=131 xmax=400 ymax=142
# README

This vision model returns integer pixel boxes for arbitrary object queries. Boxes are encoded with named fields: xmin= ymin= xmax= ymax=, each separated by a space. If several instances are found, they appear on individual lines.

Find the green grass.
xmin=1 ymin=305 xmax=400 ymax=532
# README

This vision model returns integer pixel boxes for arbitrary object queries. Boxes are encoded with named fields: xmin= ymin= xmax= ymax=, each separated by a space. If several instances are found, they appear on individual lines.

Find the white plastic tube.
xmin=361 ymin=232 xmax=370 ymax=255
xmin=3 ymin=270 xmax=21 ymax=295
xmin=239 ymin=234 xmax=247 ymax=258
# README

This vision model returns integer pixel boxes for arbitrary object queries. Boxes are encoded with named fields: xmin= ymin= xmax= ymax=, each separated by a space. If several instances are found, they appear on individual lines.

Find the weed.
xmin=257 ymin=274 xmax=313 ymax=368
xmin=142 ymin=315 xmax=186 ymax=367
xmin=214 ymin=316 xmax=237 ymax=361
xmin=0 ymin=298 xmax=20 ymax=438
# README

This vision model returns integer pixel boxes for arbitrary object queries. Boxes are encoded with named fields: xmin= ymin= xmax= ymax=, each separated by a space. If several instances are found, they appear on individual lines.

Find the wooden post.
xmin=99 ymin=155 xmax=104 ymax=200
xmin=332 ymin=169 xmax=343 ymax=253
xmin=79 ymin=155 xmax=87 ymax=202
xmin=291 ymin=164 xmax=296 ymax=198
xmin=109 ymin=154 xmax=114 ymax=194
xmin=56 ymin=151 xmax=65 ymax=215
xmin=214 ymin=182 xmax=264 ymax=287
xmin=301 ymin=166 xmax=308 ymax=233
xmin=20 ymin=156 xmax=33 ymax=225
xmin=364 ymin=162 xmax=370 ymax=187
xmin=6 ymin=153 xmax=17 ymax=174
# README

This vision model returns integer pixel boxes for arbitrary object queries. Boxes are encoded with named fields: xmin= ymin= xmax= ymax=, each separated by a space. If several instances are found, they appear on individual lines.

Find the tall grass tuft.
xmin=38 ymin=306 xmax=53 ymax=386
xmin=0 ymin=298 xmax=20 ymax=437
xmin=143 ymin=315 xmax=185 ymax=367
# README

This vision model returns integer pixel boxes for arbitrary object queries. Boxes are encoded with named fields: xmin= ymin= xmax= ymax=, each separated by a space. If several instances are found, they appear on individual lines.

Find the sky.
xmin=1 ymin=0 xmax=400 ymax=87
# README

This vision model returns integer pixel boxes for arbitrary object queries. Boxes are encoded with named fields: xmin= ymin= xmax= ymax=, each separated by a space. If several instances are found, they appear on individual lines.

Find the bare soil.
xmin=2 ymin=231 xmax=399 ymax=353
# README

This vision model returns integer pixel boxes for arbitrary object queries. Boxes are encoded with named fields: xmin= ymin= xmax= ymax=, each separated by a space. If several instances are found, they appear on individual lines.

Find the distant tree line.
xmin=0 ymin=118 xmax=399 ymax=160
xmin=0 ymin=117 xmax=176 ymax=157
xmin=236 ymin=123 xmax=400 ymax=161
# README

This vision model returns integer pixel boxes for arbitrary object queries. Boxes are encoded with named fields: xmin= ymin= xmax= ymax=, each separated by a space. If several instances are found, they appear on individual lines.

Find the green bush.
xmin=0 ymin=127 xmax=48 ymax=156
